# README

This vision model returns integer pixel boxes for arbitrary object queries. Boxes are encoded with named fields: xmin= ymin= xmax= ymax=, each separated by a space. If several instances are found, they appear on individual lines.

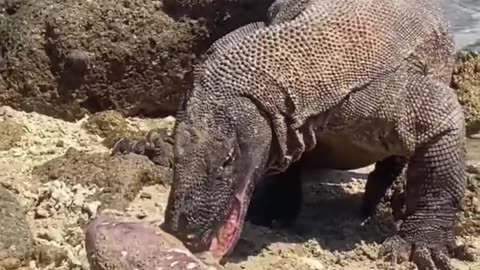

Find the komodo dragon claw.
xmin=111 ymin=128 xmax=174 ymax=168
xmin=379 ymin=233 xmax=476 ymax=270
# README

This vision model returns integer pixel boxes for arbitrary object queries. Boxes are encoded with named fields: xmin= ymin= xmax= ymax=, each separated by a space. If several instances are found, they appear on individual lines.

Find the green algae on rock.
xmin=32 ymin=148 xmax=172 ymax=211
xmin=0 ymin=185 xmax=35 ymax=270
xmin=452 ymin=51 xmax=480 ymax=136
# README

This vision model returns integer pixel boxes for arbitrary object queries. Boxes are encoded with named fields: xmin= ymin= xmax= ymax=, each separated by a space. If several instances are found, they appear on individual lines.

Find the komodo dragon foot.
xmin=379 ymin=232 xmax=474 ymax=270
xmin=375 ymin=120 xmax=476 ymax=269
xmin=111 ymin=128 xmax=174 ymax=168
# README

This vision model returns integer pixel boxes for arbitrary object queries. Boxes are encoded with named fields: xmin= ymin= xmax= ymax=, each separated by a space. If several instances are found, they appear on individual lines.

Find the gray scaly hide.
xmin=161 ymin=0 xmax=469 ymax=269
xmin=185 ymin=0 xmax=454 ymax=171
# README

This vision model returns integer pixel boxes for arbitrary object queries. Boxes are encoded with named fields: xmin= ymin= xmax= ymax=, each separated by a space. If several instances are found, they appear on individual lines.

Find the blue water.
xmin=439 ymin=0 xmax=480 ymax=51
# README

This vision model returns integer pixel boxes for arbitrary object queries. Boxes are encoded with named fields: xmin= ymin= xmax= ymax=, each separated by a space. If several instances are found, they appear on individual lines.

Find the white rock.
xmin=300 ymin=257 xmax=325 ymax=270
xmin=83 ymin=201 xmax=101 ymax=217
xmin=37 ymin=228 xmax=64 ymax=243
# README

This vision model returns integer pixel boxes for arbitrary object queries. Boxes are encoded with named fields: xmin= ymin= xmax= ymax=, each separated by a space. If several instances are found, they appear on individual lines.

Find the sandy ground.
xmin=0 ymin=105 xmax=478 ymax=270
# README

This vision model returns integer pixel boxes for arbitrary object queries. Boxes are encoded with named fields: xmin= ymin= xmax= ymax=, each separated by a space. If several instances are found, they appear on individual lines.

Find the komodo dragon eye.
xmin=215 ymin=148 xmax=235 ymax=182
xmin=221 ymin=149 xmax=235 ymax=168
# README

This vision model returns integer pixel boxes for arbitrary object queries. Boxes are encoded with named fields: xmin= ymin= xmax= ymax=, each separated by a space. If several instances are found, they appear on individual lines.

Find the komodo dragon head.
xmin=162 ymin=96 xmax=274 ymax=258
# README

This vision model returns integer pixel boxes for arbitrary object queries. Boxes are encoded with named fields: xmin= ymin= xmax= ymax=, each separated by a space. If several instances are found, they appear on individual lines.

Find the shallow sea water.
xmin=439 ymin=0 xmax=480 ymax=51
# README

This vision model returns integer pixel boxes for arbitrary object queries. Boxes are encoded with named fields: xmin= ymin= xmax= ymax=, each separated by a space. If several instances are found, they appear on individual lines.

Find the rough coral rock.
xmin=0 ymin=118 xmax=25 ymax=151
xmin=82 ymin=110 xmax=142 ymax=148
xmin=0 ymin=0 xmax=274 ymax=121
xmin=163 ymin=0 xmax=275 ymax=44
xmin=452 ymin=51 xmax=480 ymax=136
xmin=459 ymin=162 xmax=480 ymax=236
xmin=0 ymin=185 xmax=34 ymax=270
xmin=0 ymin=0 xmax=202 ymax=121
xmin=32 ymin=148 xmax=172 ymax=211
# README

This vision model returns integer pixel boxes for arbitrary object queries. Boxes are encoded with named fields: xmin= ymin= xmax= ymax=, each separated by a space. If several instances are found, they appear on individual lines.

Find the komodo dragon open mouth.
xmin=207 ymin=175 xmax=252 ymax=259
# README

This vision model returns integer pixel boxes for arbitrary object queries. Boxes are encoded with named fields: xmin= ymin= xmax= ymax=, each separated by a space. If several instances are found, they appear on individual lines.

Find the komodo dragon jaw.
xmin=162 ymin=98 xmax=273 ymax=258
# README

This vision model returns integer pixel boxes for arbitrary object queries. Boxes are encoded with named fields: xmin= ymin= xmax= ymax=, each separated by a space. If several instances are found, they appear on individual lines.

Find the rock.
xmin=0 ymin=0 xmax=274 ymax=121
xmin=472 ymin=196 xmax=480 ymax=213
xmin=36 ymin=244 xmax=67 ymax=267
xmin=84 ymin=214 xmax=222 ymax=270
xmin=0 ymin=119 xmax=25 ymax=151
xmin=82 ymin=110 xmax=143 ymax=148
xmin=82 ymin=201 xmax=102 ymax=218
xmin=0 ymin=0 xmax=201 ymax=121
xmin=0 ymin=257 xmax=20 ymax=270
xmin=82 ymin=110 xmax=177 ymax=151
xmin=37 ymin=228 xmax=64 ymax=244
xmin=451 ymin=51 xmax=480 ymax=136
xmin=0 ymin=186 xmax=34 ymax=269
xmin=467 ymin=162 xmax=480 ymax=174
xmin=299 ymin=257 xmax=325 ymax=270
xmin=32 ymin=147 xmax=172 ymax=211
xmin=163 ymin=0 xmax=275 ymax=42
xmin=34 ymin=207 xmax=50 ymax=219
xmin=458 ymin=172 xmax=480 ymax=235
xmin=65 ymin=227 xmax=84 ymax=247
xmin=34 ymin=180 xmax=78 ymax=219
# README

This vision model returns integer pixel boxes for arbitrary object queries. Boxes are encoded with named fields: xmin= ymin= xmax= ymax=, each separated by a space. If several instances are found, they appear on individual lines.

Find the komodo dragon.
xmin=113 ymin=0 xmax=473 ymax=269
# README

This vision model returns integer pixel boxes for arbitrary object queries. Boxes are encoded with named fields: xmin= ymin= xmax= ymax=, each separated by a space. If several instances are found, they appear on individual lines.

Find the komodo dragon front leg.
xmin=374 ymin=75 xmax=471 ymax=269
xmin=379 ymin=133 xmax=469 ymax=269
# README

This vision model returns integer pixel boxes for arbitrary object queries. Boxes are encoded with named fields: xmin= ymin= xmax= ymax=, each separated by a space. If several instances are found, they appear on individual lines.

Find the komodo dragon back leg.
xmin=379 ymin=75 xmax=473 ymax=270
xmin=362 ymin=156 xmax=407 ymax=219
xmin=111 ymin=128 xmax=174 ymax=167
xmin=246 ymin=160 xmax=303 ymax=228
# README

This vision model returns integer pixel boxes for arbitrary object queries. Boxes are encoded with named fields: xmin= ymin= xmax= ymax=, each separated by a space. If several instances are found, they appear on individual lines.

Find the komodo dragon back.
xmin=196 ymin=0 xmax=449 ymax=111
xmin=190 ymin=0 xmax=451 ymax=167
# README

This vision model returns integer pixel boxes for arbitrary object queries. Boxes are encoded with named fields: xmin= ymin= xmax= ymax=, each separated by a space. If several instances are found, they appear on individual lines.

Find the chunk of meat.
xmin=84 ymin=214 xmax=222 ymax=270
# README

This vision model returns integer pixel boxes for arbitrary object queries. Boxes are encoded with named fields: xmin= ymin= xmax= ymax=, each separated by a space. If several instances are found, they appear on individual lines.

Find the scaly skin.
xmin=113 ymin=0 xmax=474 ymax=269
